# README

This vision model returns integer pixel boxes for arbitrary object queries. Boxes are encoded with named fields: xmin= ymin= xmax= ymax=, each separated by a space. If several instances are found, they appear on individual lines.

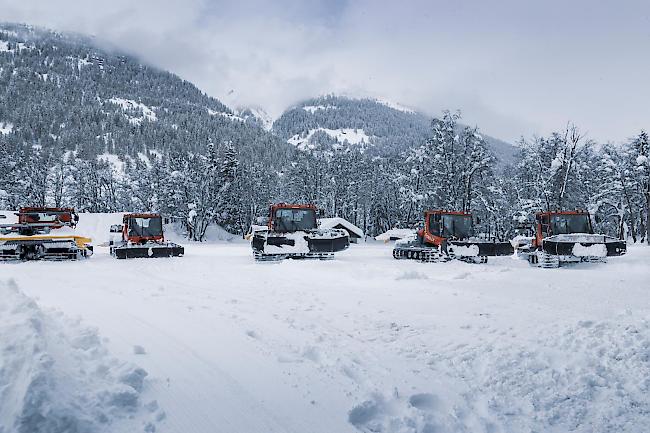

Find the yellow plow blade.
xmin=0 ymin=235 xmax=93 ymax=249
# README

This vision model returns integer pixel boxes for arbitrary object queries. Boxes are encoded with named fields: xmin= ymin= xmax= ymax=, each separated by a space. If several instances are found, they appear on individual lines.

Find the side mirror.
xmin=475 ymin=216 xmax=481 ymax=224
xmin=317 ymin=209 xmax=325 ymax=217
xmin=594 ymin=214 xmax=602 ymax=224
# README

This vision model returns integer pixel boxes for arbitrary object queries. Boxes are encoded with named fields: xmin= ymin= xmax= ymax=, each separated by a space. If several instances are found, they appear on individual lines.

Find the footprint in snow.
xmin=395 ymin=270 xmax=429 ymax=281
xmin=409 ymin=393 xmax=440 ymax=411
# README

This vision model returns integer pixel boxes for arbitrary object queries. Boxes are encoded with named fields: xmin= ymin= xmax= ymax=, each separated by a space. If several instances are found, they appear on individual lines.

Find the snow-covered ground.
xmin=1 ymin=213 xmax=649 ymax=433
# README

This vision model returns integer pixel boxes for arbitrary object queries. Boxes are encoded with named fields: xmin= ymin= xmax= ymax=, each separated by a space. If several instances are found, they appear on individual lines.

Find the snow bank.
xmin=0 ymin=280 xmax=162 ymax=433
xmin=319 ymin=217 xmax=364 ymax=238
xmin=170 ymin=220 xmax=238 ymax=243
xmin=375 ymin=228 xmax=415 ymax=242
xmin=74 ymin=212 xmax=124 ymax=245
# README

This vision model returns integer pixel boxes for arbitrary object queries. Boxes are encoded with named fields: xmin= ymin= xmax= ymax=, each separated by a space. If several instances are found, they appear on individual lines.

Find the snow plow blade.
xmin=251 ymin=230 xmax=349 ymax=261
xmin=112 ymin=243 xmax=184 ymax=259
xmin=450 ymin=240 xmax=514 ymax=257
xmin=0 ymin=235 xmax=93 ymax=261
xmin=542 ymin=235 xmax=626 ymax=257
xmin=307 ymin=236 xmax=349 ymax=253
xmin=256 ymin=234 xmax=349 ymax=253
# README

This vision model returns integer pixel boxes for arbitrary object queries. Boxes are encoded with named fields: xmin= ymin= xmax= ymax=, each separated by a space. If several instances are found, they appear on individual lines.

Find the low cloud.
xmin=2 ymin=0 xmax=649 ymax=143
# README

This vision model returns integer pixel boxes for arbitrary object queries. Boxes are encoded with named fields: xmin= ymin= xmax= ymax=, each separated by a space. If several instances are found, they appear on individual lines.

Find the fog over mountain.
xmin=2 ymin=0 xmax=649 ymax=143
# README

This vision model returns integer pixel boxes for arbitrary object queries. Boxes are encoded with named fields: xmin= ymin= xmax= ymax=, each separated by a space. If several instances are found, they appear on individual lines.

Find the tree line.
xmin=1 ymin=110 xmax=648 ymax=243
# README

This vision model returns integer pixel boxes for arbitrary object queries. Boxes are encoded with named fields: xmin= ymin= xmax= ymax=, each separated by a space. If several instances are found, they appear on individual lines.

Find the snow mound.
xmin=319 ymin=217 xmax=364 ymax=238
xmin=0 ymin=280 xmax=161 ymax=433
xmin=376 ymin=228 xmax=415 ymax=242
xmin=350 ymin=314 xmax=650 ymax=432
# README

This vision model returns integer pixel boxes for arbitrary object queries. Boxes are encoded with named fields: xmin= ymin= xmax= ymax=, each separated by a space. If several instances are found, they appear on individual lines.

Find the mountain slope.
xmin=272 ymin=95 xmax=430 ymax=155
xmin=272 ymin=95 xmax=517 ymax=165
xmin=0 ymin=23 xmax=289 ymax=163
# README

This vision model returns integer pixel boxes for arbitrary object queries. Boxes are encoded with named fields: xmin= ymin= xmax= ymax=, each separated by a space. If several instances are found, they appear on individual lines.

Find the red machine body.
xmin=518 ymin=209 xmax=627 ymax=268
xmin=267 ymin=203 xmax=318 ymax=232
xmin=17 ymin=207 xmax=79 ymax=229
xmin=121 ymin=213 xmax=165 ymax=244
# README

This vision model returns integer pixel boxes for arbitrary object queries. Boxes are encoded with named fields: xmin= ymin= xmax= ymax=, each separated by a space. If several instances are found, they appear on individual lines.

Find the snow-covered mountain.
xmin=0 ymin=23 xmax=289 ymax=163
xmin=272 ymin=95 xmax=518 ymax=165
xmin=272 ymin=95 xmax=430 ymax=156
xmin=0 ymin=22 xmax=516 ymax=172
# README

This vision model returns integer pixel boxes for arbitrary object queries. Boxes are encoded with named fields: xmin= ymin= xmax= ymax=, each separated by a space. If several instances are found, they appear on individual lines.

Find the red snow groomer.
xmin=251 ymin=203 xmax=349 ymax=261
xmin=0 ymin=207 xmax=93 ymax=260
xmin=518 ymin=210 xmax=626 ymax=268
xmin=110 ymin=213 xmax=184 ymax=259
xmin=392 ymin=210 xmax=513 ymax=263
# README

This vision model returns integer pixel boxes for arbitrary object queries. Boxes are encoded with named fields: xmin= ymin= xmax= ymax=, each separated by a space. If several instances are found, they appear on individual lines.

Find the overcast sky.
xmin=2 ymin=0 xmax=649 ymax=143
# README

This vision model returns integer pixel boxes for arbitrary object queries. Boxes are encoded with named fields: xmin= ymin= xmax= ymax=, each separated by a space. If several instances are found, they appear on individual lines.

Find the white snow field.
xmin=1 ymin=213 xmax=650 ymax=433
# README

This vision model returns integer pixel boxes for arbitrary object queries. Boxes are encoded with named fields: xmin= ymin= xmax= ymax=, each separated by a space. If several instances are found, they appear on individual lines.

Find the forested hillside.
xmin=0 ymin=23 xmax=293 ymax=237
xmin=0 ymin=23 xmax=648 ymax=242
xmin=273 ymin=95 xmax=518 ymax=164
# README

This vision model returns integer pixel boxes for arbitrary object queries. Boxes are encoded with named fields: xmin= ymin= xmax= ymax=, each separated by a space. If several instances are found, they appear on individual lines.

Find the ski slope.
xmin=1 ymin=214 xmax=649 ymax=433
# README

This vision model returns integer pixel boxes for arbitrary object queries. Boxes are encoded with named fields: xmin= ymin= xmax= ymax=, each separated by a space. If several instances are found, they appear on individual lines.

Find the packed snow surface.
xmin=1 ymin=213 xmax=649 ymax=433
